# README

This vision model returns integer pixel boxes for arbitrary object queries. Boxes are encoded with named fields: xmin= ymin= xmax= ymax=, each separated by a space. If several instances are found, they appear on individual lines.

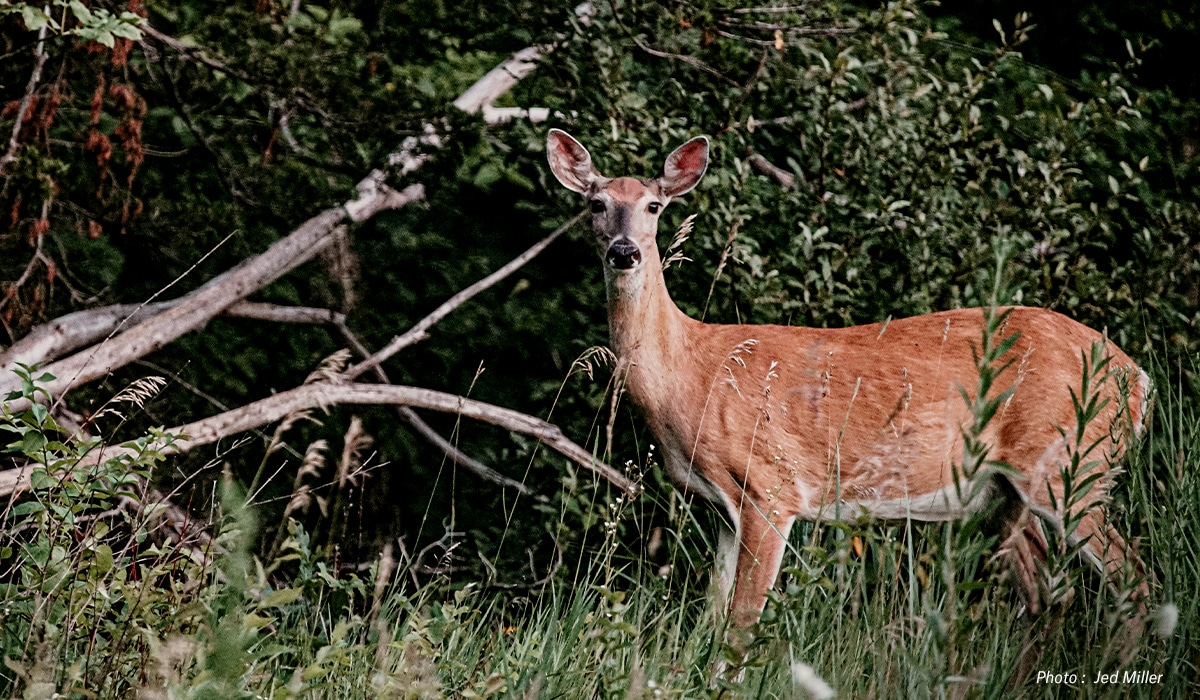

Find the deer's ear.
xmin=547 ymin=129 xmax=600 ymax=194
xmin=658 ymin=136 xmax=709 ymax=198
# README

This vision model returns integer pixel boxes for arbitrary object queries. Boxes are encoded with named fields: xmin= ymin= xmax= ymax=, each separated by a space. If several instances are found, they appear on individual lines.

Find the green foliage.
xmin=2 ymin=0 xmax=144 ymax=45
xmin=0 ymin=365 xmax=1194 ymax=696
xmin=1 ymin=370 xmax=198 ymax=697
xmin=1 ymin=0 xmax=1199 ymax=695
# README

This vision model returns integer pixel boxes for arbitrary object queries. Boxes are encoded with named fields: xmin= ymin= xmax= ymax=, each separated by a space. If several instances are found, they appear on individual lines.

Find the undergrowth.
xmin=0 ymin=341 xmax=1197 ymax=698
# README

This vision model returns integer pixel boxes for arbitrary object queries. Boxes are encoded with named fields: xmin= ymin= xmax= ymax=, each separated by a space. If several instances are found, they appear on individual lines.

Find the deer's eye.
xmin=647 ymin=202 xmax=661 ymax=214
xmin=590 ymin=200 xmax=605 ymax=214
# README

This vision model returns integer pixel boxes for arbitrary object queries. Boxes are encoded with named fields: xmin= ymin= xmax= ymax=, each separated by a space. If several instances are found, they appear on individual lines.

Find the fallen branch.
xmin=1 ymin=300 xmax=346 ymax=372
xmin=0 ymin=203 xmax=401 ymax=411
xmin=0 ymin=383 xmax=634 ymax=498
xmin=3 ymin=26 xmax=562 ymax=402
xmin=346 ymin=210 xmax=587 ymax=379
xmin=397 ymin=406 xmax=541 ymax=498
xmin=334 ymin=320 xmax=539 ymax=499
xmin=453 ymin=45 xmax=547 ymax=114
xmin=222 ymin=301 xmax=345 ymax=325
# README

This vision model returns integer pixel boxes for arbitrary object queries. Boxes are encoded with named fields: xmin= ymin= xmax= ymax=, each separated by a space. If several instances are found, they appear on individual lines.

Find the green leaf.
xmin=243 ymin=613 xmax=274 ymax=630
xmin=69 ymin=0 xmax=94 ymax=24
xmin=29 ymin=469 xmax=56 ymax=490
xmin=21 ymin=431 xmax=47 ymax=456
xmin=11 ymin=501 xmax=44 ymax=517
xmin=93 ymin=544 xmax=113 ymax=574
xmin=20 ymin=5 xmax=48 ymax=31
xmin=260 ymin=587 xmax=303 ymax=608
xmin=111 ymin=22 xmax=143 ymax=40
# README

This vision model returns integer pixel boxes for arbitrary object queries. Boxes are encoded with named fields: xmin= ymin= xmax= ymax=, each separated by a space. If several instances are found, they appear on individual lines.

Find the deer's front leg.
xmin=729 ymin=503 xmax=795 ymax=627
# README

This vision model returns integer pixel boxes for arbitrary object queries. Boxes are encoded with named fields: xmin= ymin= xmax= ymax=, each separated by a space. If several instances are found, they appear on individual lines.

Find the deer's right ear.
xmin=547 ymin=129 xmax=599 ymax=194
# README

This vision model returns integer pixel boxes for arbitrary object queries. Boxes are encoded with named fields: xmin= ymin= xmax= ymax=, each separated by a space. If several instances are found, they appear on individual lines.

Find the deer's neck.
xmin=604 ymin=262 xmax=695 ymax=407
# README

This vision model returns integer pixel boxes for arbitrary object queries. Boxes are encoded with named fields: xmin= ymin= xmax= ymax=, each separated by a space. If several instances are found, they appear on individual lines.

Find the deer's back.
xmin=644 ymin=307 xmax=1147 ymax=519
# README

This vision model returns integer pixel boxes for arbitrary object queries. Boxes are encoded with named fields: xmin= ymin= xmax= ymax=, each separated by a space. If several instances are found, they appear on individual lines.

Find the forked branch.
xmin=346 ymin=210 xmax=587 ymax=378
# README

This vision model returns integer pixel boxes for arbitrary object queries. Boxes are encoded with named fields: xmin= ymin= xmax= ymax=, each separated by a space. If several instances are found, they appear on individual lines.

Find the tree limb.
xmin=3 ymin=25 xmax=557 ymax=402
xmin=0 ymin=383 xmax=634 ymax=498
xmin=453 ymin=45 xmax=547 ymax=114
xmin=334 ymin=320 xmax=539 ymax=499
xmin=747 ymin=152 xmax=795 ymax=189
xmin=0 ymin=4 xmax=50 ymax=174
xmin=1 ymin=300 xmax=345 ymax=372
xmin=346 ymin=210 xmax=587 ymax=379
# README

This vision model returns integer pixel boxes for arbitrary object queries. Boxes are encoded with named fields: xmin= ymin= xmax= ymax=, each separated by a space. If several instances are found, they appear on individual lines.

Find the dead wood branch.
xmin=222 ymin=301 xmax=345 ymax=325
xmin=747 ymin=152 xmax=795 ymax=189
xmin=1 ymin=301 xmax=344 ymax=372
xmin=334 ymin=319 xmax=538 ymax=498
xmin=397 ymin=406 xmax=541 ymax=498
xmin=0 ymin=383 xmax=633 ymax=498
xmin=3 ymin=23 xmax=555 ymax=405
xmin=481 ymin=106 xmax=552 ymax=125
xmin=0 ymin=206 xmax=388 ymax=412
xmin=0 ymin=4 xmax=50 ymax=174
xmin=453 ymin=45 xmax=547 ymax=114
xmin=346 ymin=210 xmax=587 ymax=379
xmin=0 ymin=21 xmax=598 ymax=518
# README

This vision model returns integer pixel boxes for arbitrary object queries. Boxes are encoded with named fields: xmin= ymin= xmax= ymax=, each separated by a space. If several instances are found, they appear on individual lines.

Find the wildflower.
xmin=791 ymin=661 xmax=835 ymax=699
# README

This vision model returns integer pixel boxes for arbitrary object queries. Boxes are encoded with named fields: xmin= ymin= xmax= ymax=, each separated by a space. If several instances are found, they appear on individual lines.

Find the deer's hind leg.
xmin=989 ymin=474 xmax=1051 ymax=614
xmin=1072 ymin=509 xmax=1149 ymax=607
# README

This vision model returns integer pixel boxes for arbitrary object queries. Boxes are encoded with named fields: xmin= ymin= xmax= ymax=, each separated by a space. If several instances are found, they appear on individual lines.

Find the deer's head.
xmin=547 ymin=129 xmax=709 ymax=274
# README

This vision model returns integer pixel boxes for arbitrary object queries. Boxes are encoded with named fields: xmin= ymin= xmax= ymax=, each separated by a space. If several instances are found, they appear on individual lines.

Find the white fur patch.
xmin=798 ymin=483 xmax=972 ymax=522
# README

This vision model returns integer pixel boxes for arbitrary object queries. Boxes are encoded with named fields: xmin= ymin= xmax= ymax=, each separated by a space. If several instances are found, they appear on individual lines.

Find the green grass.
xmin=2 ymin=354 xmax=1198 ymax=699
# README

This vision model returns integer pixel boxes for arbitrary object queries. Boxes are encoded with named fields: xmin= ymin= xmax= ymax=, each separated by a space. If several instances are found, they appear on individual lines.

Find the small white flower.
xmin=791 ymin=661 xmax=835 ymax=700
xmin=1154 ymin=602 xmax=1178 ymax=638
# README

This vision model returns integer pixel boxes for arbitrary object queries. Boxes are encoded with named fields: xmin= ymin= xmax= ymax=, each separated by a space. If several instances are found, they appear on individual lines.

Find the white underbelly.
xmin=796 ymin=483 xmax=970 ymax=523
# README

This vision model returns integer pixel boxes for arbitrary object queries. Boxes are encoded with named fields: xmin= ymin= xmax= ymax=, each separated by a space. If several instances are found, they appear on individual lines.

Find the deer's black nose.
xmin=606 ymin=239 xmax=642 ymax=269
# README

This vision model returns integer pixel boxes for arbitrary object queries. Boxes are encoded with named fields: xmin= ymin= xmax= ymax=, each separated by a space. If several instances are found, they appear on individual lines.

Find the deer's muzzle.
xmin=606 ymin=238 xmax=642 ymax=270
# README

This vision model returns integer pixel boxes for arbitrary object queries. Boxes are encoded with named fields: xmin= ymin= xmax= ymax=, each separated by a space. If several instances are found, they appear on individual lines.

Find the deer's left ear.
xmin=658 ymin=136 xmax=709 ymax=198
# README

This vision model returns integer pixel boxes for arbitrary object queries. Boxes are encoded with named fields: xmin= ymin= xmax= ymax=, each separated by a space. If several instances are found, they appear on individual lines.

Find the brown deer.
xmin=546 ymin=128 xmax=1150 ymax=626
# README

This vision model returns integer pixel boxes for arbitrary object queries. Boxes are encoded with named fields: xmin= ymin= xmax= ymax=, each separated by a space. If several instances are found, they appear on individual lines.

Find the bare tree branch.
xmin=334 ymin=320 xmax=538 ymax=498
xmin=0 ymin=205 xmax=389 ymax=411
xmin=1 ymin=300 xmax=345 ymax=372
xmin=481 ymin=106 xmax=551 ymax=125
xmin=747 ymin=152 xmax=795 ymax=189
xmin=346 ymin=210 xmax=587 ymax=379
xmin=223 ymin=301 xmax=345 ymax=325
xmin=397 ymin=406 xmax=542 ymax=498
xmin=0 ymin=383 xmax=634 ymax=498
xmin=1 ymin=23 xmax=561 ymax=405
xmin=0 ymin=24 xmax=609 ymax=513
xmin=0 ymin=4 xmax=50 ymax=174
xmin=453 ymin=45 xmax=547 ymax=113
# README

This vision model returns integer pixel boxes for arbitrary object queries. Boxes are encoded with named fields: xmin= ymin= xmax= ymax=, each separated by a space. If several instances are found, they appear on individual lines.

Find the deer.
xmin=545 ymin=128 xmax=1151 ymax=628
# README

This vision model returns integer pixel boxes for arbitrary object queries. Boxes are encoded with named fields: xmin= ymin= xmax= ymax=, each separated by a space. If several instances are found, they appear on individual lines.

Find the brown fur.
xmin=546 ymin=129 xmax=1148 ymax=626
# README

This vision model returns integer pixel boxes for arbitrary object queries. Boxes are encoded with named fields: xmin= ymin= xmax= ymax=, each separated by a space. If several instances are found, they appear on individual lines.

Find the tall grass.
xmin=1 ymin=347 xmax=1197 ymax=698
